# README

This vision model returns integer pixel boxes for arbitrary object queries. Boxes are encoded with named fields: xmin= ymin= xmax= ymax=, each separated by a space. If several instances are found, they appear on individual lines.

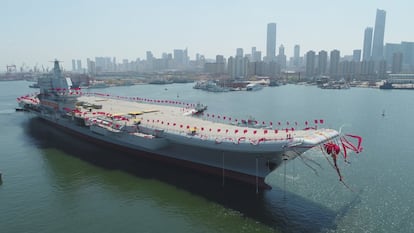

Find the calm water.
xmin=1 ymin=81 xmax=413 ymax=233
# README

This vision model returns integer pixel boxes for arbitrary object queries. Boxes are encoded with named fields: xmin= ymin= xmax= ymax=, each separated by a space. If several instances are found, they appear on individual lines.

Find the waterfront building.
xmin=305 ymin=50 xmax=316 ymax=78
xmin=401 ymin=42 xmax=414 ymax=70
xmin=266 ymin=23 xmax=277 ymax=62
xmin=378 ymin=60 xmax=387 ymax=79
xmin=361 ymin=60 xmax=375 ymax=79
xmin=236 ymin=48 xmax=244 ymax=58
xmin=251 ymin=47 xmax=257 ymax=62
xmin=173 ymin=49 xmax=185 ymax=69
xmin=392 ymin=52 xmax=403 ymax=74
xmin=329 ymin=50 xmax=340 ymax=79
xmin=87 ymin=59 xmax=96 ymax=76
xmin=317 ymin=50 xmax=328 ymax=75
xmin=362 ymin=27 xmax=373 ymax=61
xmin=385 ymin=43 xmax=402 ymax=70
xmin=372 ymin=9 xmax=386 ymax=60
xmin=293 ymin=45 xmax=300 ymax=67
xmin=204 ymin=55 xmax=226 ymax=74
xmin=277 ymin=45 xmax=286 ymax=69
xmin=254 ymin=51 xmax=262 ymax=63
xmin=76 ymin=60 xmax=82 ymax=72
xmin=267 ymin=61 xmax=281 ymax=78
xmin=72 ymin=59 xmax=76 ymax=72
xmin=95 ymin=57 xmax=113 ymax=73
xmin=353 ymin=49 xmax=361 ymax=62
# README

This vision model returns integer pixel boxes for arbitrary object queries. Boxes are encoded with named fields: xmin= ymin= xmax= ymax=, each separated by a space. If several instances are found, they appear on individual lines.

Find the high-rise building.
xmin=372 ymin=9 xmax=386 ymax=60
xmin=305 ymin=50 xmax=316 ymax=78
xmin=266 ymin=23 xmax=276 ymax=62
xmin=293 ymin=44 xmax=300 ymax=67
xmin=353 ymin=49 xmax=362 ymax=62
xmin=318 ymin=50 xmax=328 ymax=75
xmin=362 ymin=27 xmax=373 ymax=61
xmin=72 ymin=59 xmax=76 ymax=71
xmin=236 ymin=48 xmax=244 ymax=57
xmin=173 ymin=49 xmax=185 ymax=68
xmin=278 ymin=45 xmax=286 ymax=69
xmin=329 ymin=50 xmax=340 ymax=79
xmin=384 ymin=43 xmax=402 ymax=68
xmin=401 ymin=42 xmax=414 ymax=68
xmin=251 ymin=47 xmax=257 ymax=62
xmin=76 ymin=60 xmax=82 ymax=71
xmin=392 ymin=52 xmax=403 ymax=74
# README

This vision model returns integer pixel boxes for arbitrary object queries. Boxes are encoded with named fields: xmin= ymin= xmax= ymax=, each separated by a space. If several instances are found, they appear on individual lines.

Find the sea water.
xmin=0 ymin=80 xmax=413 ymax=233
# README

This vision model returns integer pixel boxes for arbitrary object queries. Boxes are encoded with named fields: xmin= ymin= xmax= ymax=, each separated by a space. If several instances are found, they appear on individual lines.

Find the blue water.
xmin=0 ymin=80 xmax=413 ymax=233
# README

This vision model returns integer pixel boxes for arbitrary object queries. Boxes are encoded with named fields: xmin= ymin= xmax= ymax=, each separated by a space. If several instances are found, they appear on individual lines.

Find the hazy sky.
xmin=1 ymin=0 xmax=413 ymax=71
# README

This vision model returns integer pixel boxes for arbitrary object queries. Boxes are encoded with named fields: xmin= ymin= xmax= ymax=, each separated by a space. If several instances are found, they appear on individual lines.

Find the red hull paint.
xmin=40 ymin=118 xmax=272 ymax=190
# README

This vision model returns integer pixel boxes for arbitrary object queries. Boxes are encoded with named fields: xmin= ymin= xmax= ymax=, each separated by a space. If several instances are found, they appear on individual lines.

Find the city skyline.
xmin=1 ymin=0 xmax=413 ymax=71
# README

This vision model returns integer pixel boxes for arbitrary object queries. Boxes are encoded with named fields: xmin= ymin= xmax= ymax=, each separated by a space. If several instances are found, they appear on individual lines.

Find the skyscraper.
xmin=266 ymin=23 xmax=276 ymax=62
xmin=76 ymin=60 xmax=82 ymax=71
xmin=278 ymin=45 xmax=286 ymax=69
xmin=392 ymin=52 xmax=403 ymax=74
xmin=72 ymin=59 xmax=76 ymax=71
xmin=371 ymin=9 xmax=386 ymax=60
xmin=362 ymin=27 xmax=373 ymax=61
xmin=353 ymin=49 xmax=361 ymax=62
xmin=329 ymin=50 xmax=340 ymax=79
xmin=318 ymin=50 xmax=328 ymax=75
xmin=305 ymin=50 xmax=315 ymax=78
xmin=293 ymin=44 xmax=300 ymax=67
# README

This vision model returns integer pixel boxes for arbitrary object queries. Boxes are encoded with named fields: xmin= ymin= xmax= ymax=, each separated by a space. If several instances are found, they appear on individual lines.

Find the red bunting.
xmin=243 ymin=129 xmax=248 ymax=134
xmin=235 ymin=129 xmax=238 ymax=134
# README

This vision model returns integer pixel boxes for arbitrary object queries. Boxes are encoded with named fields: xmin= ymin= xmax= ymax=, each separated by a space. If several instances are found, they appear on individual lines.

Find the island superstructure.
xmin=17 ymin=60 xmax=340 ymax=190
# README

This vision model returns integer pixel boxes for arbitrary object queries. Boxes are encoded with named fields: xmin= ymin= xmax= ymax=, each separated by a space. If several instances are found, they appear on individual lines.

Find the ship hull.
xmin=35 ymin=115 xmax=275 ymax=189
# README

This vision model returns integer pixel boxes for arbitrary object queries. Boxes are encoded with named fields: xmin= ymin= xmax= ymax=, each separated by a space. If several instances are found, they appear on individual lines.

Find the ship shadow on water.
xmin=24 ymin=117 xmax=339 ymax=233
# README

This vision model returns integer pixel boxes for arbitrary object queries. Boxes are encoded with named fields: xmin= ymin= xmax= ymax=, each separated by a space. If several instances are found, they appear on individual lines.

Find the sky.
xmin=1 ymin=0 xmax=413 ymax=71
